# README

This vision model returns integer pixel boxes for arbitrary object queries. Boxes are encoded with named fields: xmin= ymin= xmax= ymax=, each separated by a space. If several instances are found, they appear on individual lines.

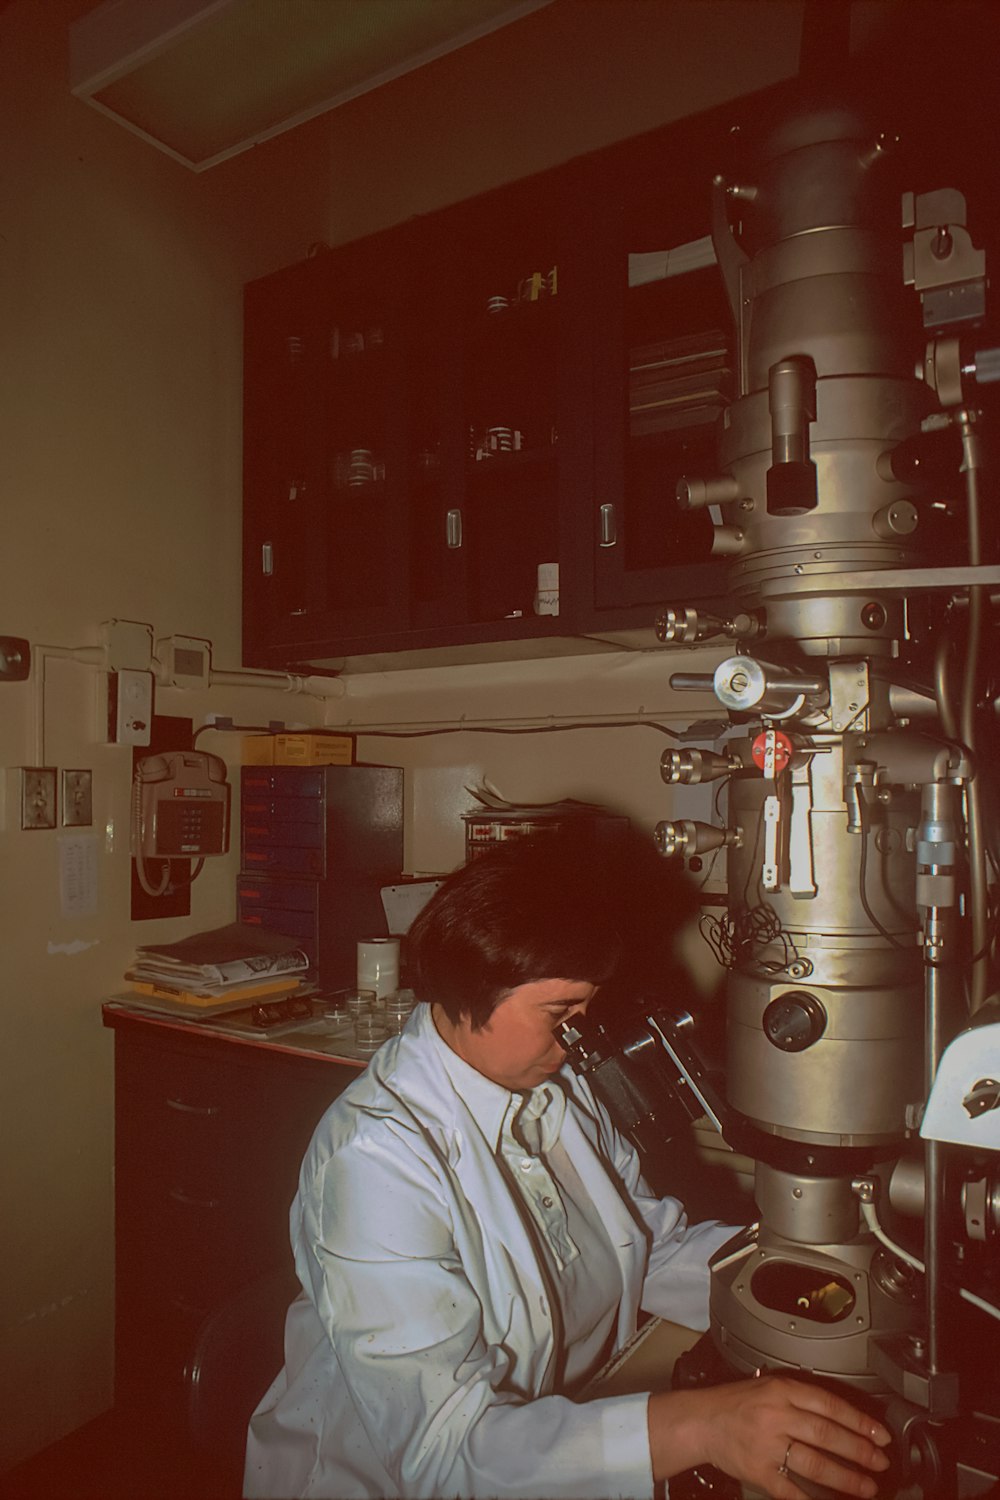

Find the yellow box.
xmin=242 ymin=735 xmax=275 ymax=765
xmin=274 ymin=733 xmax=355 ymax=766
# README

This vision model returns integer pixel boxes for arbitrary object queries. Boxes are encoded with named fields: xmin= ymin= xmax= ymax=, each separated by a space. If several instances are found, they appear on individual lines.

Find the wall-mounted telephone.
xmin=131 ymin=750 xmax=230 ymax=898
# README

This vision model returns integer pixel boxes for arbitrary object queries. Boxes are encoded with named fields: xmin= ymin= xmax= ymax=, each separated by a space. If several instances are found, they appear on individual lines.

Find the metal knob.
xmin=654 ymin=820 xmax=738 ymax=858
xmin=660 ymin=747 xmax=742 ymax=785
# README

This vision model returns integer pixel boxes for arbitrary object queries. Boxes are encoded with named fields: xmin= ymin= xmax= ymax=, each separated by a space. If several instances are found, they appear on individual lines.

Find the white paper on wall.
xmin=58 ymin=834 xmax=99 ymax=919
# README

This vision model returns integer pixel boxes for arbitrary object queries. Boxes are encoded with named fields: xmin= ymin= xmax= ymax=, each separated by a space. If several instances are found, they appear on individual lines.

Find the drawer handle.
xmin=166 ymin=1097 xmax=221 ymax=1117
xmin=169 ymin=1187 xmax=220 ymax=1210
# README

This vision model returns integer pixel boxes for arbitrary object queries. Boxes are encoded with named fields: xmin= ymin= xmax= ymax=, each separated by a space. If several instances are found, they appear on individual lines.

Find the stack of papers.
xmin=124 ymin=921 xmax=310 ymax=1012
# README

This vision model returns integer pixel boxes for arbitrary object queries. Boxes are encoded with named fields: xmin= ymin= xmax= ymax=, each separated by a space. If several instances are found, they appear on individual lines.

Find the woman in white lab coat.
xmin=244 ymin=826 xmax=891 ymax=1500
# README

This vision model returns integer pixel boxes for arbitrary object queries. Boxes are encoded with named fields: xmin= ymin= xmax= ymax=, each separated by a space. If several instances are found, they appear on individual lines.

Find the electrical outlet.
xmin=19 ymin=767 xmax=57 ymax=829
xmin=62 ymin=769 xmax=93 ymax=827
xmin=108 ymin=669 xmax=153 ymax=745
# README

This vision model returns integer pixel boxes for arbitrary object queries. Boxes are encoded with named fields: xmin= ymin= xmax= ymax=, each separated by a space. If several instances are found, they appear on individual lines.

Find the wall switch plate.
xmin=18 ymin=767 xmax=57 ymax=829
xmin=108 ymin=669 xmax=153 ymax=745
xmin=62 ymin=769 xmax=93 ymax=826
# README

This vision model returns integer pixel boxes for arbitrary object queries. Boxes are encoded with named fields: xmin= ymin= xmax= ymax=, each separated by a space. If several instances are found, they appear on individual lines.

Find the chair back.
xmin=185 ymin=1265 xmax=299 ymax=1479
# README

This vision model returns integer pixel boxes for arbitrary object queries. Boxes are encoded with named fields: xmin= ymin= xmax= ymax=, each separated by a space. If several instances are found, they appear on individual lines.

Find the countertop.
xmin=103 ymin=996 xmax=372 ymax=1069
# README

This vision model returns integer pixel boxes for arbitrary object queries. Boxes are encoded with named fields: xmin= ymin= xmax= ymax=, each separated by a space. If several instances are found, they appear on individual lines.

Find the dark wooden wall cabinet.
xmin=240 ymin=17 xmax=1000 ymax=674
xmin=241 ymin=98 xmax=744 ymax=671
xmin=107 ymin=1010 xmax=357 ymax=1424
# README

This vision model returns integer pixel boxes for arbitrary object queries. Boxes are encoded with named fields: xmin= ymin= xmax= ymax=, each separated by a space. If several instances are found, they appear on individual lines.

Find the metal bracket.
xmin=788 ymin=762 xmax=817 ymax=898
xmin=869 ymin=1333 xmax=960 ymax=1419
xmin=829 ymin=661 xmax=870 ymax=733
xmin=762 ymin=794 xmax=781 ymax=892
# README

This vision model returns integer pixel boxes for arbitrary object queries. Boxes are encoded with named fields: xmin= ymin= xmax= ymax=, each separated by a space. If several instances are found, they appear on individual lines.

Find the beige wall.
xmin=0 ymin=0 xmax=337 ymax=1470
xmin=333 ymin=649 xmax=727 ymax=876
xmin=0 ymin=0 xmax=809 ymax=1471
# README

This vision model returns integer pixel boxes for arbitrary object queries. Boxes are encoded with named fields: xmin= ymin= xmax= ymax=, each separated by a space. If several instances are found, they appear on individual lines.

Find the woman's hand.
xmin=648 ymin=1374 xmax=892 ymax=1499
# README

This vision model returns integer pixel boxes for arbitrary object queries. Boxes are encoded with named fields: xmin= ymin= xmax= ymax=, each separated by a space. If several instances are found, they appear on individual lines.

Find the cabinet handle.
xmin=261 ymin=542 xmax=274 ymax=576
xmin=169 ymin=1187 xmax=221 ymax=1210
xmin=598 ymin=503 xmax=617 ymax=548
xmin=166 ymin=1097 xmax=221 ymax=1117
xmin=446 ymin=508 xmax=463 ymax=549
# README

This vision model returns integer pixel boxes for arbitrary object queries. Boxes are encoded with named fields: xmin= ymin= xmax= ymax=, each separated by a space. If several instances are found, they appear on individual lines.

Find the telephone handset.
xmin=132 ymin=750 xmax=231 ymax=898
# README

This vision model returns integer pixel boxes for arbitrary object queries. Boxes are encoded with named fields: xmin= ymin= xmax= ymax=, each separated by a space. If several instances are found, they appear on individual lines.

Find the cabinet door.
xmin=113 ymin=1024 xmax=353 ymax=1417
xmin=584 ymin=124 xmax=733 ymax=625
xmin=403 ymin=252 xmax=470 ymax=631
xmin=424 ymin=169 xmax=592 ymax=635
xmin=243 ymin=254 xmax=326 ymax=655
xmin=243 ymin=232 xmax=411 ymax=665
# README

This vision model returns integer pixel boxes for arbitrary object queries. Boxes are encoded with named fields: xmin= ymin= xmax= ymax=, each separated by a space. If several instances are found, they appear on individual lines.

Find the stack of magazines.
xmin=124 ymin=921 xmax=311 ymax=1013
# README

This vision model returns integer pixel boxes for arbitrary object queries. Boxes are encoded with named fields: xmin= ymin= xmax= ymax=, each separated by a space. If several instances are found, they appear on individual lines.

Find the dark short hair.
xmin=406 ymin=820 xmax=698 ymax=1029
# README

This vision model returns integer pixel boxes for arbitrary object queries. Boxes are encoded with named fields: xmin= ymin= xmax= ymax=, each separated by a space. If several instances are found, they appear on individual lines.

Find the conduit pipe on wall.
xmin=31 ymin=644 xmax=106 ymax=765
xmin=206 ymin=668 xmax=345 ymax=698
xmin=26 ymin=634 xmax=347 ymax=765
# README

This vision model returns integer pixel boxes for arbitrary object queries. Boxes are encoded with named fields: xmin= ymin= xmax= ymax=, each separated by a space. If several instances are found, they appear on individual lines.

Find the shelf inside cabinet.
xmin=466 ymin=445 xmax=558 ymax=477
xmin=462 ymin=238 xmax=562 ymax=463
xmin=465 ymin=292 xmax=559 ymax=347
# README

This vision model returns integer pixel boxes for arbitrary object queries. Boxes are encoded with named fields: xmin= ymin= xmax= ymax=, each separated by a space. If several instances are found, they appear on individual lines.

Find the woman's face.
xmin=433 ymin=979 xmax=596 ymax=1091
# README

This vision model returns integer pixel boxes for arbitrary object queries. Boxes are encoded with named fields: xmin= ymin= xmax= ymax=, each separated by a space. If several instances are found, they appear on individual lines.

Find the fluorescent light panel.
xmin=71 ymin=0 xmax=552 ymax=170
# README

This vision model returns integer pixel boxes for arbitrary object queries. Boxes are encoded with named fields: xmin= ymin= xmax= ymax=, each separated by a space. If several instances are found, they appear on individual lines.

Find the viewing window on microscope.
xmin=750 ymin=1263 xmax=856 ymax=1324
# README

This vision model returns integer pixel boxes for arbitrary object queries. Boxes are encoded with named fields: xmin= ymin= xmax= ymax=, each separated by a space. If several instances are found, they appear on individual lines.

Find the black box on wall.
xmin=237 ymin=765 xmax=404 ymax=987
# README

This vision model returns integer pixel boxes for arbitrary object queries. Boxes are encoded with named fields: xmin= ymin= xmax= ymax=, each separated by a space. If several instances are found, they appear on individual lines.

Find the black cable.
xmin=698 ymin=909 xmax=732 ymax=968
xmin=712 ymin=777 xmax=730 ymax=821
xmin=690 ymin=775 xmax=734 ymax=894
xmin=857 ymin=795 xmax=916 ymax=952
xmin=699 ymin=899 xmax=800 ymax=975
xmin=741 ymin=798 xmax=766 ymax=911
xmin=356 ymin=720 xmax=692 ymax=739
xmin=193 ymin=721 xmax=279 ymax=744
xmin=195 ymin=718 xmax=693 ymax=743
xmin=165 ymin=858 xmax=206 ymax=890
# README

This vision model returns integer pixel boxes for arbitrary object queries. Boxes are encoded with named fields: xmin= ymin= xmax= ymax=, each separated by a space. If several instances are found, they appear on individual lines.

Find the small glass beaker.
xmin=354 ymin=1012 xmax=388 ymax=1055
xmin=344 ymin=988 xmax=377 ymax=1018
xmin=383 ymin=988 xmax=416 ymax=1033
xmin=312 ymin=993 xmax=354 ymax=1029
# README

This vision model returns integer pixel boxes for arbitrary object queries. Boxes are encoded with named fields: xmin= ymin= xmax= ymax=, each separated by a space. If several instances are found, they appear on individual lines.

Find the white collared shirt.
xmin=432 ymin=1039 xmax=622 ymax=1393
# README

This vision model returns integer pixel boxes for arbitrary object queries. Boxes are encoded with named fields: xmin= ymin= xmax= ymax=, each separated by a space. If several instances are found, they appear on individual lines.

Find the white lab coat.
xmin=244 ymin=1004 xmax=733 ymax=1500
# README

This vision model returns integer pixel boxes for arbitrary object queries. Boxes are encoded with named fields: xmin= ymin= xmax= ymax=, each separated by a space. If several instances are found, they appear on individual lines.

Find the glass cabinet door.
xmin=243 ymin=232 xmax=410 ymax=664
xmin=436 ymin=169 xmax=591 ymax=634
xmin=320 ymin=230 xmax=410 ymax=645
xmin=243 ymin=254 xmax=328 ymax=661
xmin=588 ymin=133 xmax=733 ymax=621
xmin=404 ymin=241 xmax=469 ymax=632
